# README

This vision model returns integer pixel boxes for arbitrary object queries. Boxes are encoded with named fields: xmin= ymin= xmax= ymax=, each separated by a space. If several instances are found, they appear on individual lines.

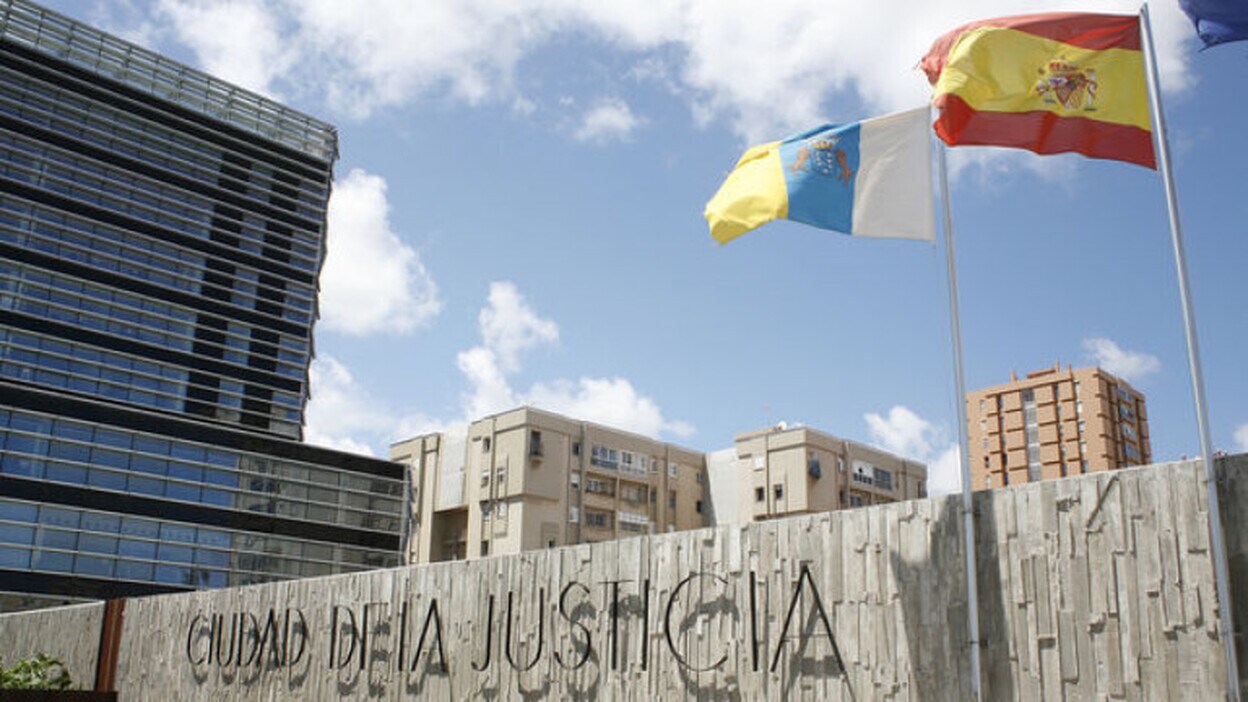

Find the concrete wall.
xmin=1218 ymin=453 xmax=1248 ymax=694
xmin=976 ymin=459 xmax=1227 ymax=699
xmin=0 ymin=601 xmax=103 ymax=687
xmin=0 ymin=458 xmax=1240 ymax=700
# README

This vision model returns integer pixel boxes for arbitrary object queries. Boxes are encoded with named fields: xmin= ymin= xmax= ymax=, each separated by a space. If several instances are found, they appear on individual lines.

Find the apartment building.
xmin=717 ymin=423 xmax=927 ymax=523
xmin=390 ymin=407 xmax=709 ymax=564
xmin=967 ymin=365 xmax=1151 ymax=491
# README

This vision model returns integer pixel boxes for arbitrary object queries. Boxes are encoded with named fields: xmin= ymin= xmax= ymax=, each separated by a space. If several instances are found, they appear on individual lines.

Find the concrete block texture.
xmin=1 ymin=457 xmax=1240 ymax=700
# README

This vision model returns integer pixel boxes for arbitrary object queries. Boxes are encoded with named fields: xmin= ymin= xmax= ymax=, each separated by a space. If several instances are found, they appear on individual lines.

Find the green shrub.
xmin=0 ymin=653 xmax=73 ymax=690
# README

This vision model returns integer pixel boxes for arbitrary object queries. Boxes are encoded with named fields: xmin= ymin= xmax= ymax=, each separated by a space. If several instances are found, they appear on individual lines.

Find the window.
xmin=620 ymin=452 xmax=646 ymax=476
xmin=668 ymin=490 xmax=676 ymax=509
xmin=569 ymin=506 xmax=579 ymax=523
xmin=481 ymin=470 xmax=490 ymax=487
xmin=773 ymin=484 xmax=784 ymax=501
xmin=585 ymin=510 xmax=611 ymax=529
xmin=586 ymin=478 xmax=614 ymax=496
xmin=495 ymin=468 xmax=506 ymax=487
xmin=695 ymin=471 xmax=705 ymax=484
xmin=849 ymin=494 xmax=864 ymax=507
xmin=668 ymin=463 xmax=678 ymax=479
xmin=979 ymin=399 xmax=986 ymax=412
xmin=873 ymin=468 xmax=893 ymax=491
xmin=570 ymin=471 xmax=580 ymax=490
xmin=529 ymin=430 xmax=542 ymax=457
xmin=695 ymin=500 xmax=703 ymax=514
xmin=572 ymin=441 xmax=581 ymax=457
xmin=618 ymin=511 xmax=648 ymax=533
xmin=755 ymin=487 xmax=765 ymax=503
xmin=547 ymin=539 xmax=556 ymax=549
xmin=620 ymin=484 xmax=645 ymax=503
xmin=496 ymin=502 xmax=508 ymax=519
xmin=481 ymin=502 xmax=492 ymax=518
xmin=482 ymin=437 xmax=491 ymax=452
xmin=590 ymin=445 xmax=617 ymax=469
xmin=480 ymin=541 xmax=489 ymax=557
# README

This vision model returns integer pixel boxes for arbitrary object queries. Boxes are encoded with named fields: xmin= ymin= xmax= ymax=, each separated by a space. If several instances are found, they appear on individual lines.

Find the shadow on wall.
xmin=889 ymin=494 xmax=978 ymax=699
xmin=1216 ymin=453 xmax=1248 ymax=696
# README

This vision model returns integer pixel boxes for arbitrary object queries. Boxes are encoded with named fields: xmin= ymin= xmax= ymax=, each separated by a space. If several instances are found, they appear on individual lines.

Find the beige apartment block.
xmin=390 ymin=407 xmax=709 ymax=565
xmin=967 ymin=365 xmax=1151 ymax=491
xmin=720 ymin=424 xmax=927 ymax=523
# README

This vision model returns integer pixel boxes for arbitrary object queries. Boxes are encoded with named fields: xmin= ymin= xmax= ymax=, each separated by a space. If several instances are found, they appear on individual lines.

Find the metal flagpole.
xmin=1139 ymin=4 xmax=1241 ymax=698
xmin=936 ymin=137 xmax=983 ymax=701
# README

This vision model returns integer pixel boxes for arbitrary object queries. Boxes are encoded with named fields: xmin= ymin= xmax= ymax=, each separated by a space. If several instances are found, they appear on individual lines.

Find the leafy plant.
xmin=0 ymin=653 xmax=73 ymax=690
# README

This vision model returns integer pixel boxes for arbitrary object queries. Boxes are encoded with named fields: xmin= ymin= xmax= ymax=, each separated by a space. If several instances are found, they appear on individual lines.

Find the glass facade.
xmin=0 ymin=0 xmax=400 ymax=607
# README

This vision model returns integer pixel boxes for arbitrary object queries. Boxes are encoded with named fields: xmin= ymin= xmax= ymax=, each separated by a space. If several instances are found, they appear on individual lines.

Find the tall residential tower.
xmin=967 ymin=365 xmax=1151 ymax=491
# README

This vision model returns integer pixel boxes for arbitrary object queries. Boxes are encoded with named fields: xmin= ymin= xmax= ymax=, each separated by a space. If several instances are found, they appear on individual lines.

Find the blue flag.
xmin=1181 ymin=0 xmax=1248 ymax=47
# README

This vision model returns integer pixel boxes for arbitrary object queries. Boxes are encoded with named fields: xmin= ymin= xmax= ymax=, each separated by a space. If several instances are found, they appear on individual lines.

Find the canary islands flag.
xmin=704 ymin=107 xmax=934 ymax=244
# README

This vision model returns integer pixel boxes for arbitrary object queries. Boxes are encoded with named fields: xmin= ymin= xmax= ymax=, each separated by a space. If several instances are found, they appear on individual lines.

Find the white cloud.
xmin=305 ymin=355 xmax=447 ymax=455
xmin=155 ymin=0 xmax=295 ymax=98
xmin=927 ymin=445 xmax=962 ymax=497
xmin=1083 ymin=337 xmax=1161 ymax=383
xmin=319 ymin=169 xmax=442 ymax=336
xmin=304 ymin=356 xmax=392 ymax=455
xmin=478 ymin=282 xmax=559 ymax=372
xmin=946 ymin=147 xmax=1081 ymax=187
xmin=140 ymin=0 xmax=1195 ymax=144
xmin=865 ymin=405 xmax=961 ymax=496
xmin=574 ymin=98 xmax=643 ymax=144
xmin=456 ymin=346 xmax=517 ymax=420
xmin=1234 ymin=424 xmax=1248 ymax=454
xmin=311 ymin=281 xmax=693 ymax=453
xmin=865 ymin=406 xmax=936 ymax=460
xmin=460 ymin=282 xmax=691 ymax=439
xmin=526 ymin=377 xmax=695 ymax=438
xmin=511 ymin=96 xmax=538 ymax=116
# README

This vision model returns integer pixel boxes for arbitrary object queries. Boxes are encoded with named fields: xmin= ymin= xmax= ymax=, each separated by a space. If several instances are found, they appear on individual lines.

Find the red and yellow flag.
xmin=921 ymin=13 xmax=1155 ymax=168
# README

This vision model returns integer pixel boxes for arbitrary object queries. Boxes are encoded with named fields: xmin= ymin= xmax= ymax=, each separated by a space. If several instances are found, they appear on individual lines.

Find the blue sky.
xmin=45 ymin=1 xmax=1248 ymax=493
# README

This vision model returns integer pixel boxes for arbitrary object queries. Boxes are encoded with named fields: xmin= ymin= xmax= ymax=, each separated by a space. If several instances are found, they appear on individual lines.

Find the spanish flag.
xmin=921 ymin=13 xmax=1155 ymax=168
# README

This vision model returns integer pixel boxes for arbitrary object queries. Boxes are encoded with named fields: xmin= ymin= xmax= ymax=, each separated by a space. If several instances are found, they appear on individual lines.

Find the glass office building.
xmin=0 ymin=0 xmax=402 ymax=610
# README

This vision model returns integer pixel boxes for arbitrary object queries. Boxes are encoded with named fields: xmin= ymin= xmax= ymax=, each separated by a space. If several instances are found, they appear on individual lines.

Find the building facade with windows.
xmin=721 ymin=424 xmax=927 ymax=523
xmin=392 ymin=409 xmax=929 ymax=565
xmin=967 ymin=365 xmax=1151 ymax=491
xmin=0 ymin=0 xmax=401 ymax=611
xmin=390 ymin=406 xmax=709 ymax=564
